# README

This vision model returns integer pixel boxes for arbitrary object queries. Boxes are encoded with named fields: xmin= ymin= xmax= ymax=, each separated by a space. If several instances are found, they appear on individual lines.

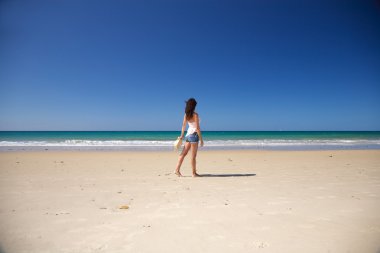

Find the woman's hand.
xmin=200 ymin=140 xmax=204 ymax=147
xmin=178 ymin=136 xmax=183 ymax=139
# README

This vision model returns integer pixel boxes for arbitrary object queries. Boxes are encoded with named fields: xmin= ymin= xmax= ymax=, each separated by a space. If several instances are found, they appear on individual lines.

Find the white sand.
xmin=0 ymin=150 xmax=379 ymax=253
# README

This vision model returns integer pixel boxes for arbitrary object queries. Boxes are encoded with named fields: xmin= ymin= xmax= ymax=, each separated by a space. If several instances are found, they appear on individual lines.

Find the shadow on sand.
xmin=200 ymin=173 xmax=256 ymax=177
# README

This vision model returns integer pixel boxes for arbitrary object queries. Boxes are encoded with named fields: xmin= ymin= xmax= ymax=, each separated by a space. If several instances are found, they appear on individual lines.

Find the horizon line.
xmin=1 ymin=130 xmax=379 ymax=132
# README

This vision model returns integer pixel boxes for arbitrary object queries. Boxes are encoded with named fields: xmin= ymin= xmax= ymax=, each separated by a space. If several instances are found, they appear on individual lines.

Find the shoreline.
xmin=2 ymin=131 xmax=380 ymax=152
xmin=1 ymin=146 xmax=380 ymax=152
xmin=1 ymin=148 xmax=380 ymax=152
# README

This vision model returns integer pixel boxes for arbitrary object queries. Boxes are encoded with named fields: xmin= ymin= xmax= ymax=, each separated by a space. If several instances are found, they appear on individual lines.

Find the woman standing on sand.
xmin=174 ymin=98 xmax=204 ymax=177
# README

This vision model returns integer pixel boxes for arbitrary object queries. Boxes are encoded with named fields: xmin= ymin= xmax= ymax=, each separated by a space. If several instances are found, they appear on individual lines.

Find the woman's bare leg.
xmin=175 ymin=142 xmax=191 ymax=177
xmin=191 ymin=143 xmax=200 ymax=177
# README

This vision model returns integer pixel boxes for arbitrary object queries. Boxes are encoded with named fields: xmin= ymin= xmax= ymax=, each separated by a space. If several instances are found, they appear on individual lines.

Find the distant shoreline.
xmin=1 ymin=131 xmax=379 ymax=151
xmin=1 ymin=146 xmax=380 ymax=152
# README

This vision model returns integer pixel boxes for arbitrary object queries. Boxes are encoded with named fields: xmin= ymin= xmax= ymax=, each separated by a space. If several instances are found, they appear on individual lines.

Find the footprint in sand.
xmin=252 ymin=241 xmax=269 ymax=248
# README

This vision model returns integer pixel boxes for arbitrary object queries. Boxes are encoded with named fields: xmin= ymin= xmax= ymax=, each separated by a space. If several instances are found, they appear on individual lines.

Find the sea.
xmin=0 ymin=131 xmax=380 ymax=151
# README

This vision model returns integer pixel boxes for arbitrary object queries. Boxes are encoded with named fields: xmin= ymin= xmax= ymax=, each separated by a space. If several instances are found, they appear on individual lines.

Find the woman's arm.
xmin=195 ymin=114 xmax=204 ymax=147
xmin=179 ymin=114 xmax=186 ymax=139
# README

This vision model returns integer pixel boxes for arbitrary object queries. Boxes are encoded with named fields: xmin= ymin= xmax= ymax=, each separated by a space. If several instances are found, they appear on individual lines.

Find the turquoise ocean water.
xmin=1 ymin=131 xmax=379 ymax=151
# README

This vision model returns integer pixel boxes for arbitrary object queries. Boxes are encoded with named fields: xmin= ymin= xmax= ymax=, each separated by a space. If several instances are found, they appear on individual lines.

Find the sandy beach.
xmin=0 ymin=150 xmax=379 ymax=253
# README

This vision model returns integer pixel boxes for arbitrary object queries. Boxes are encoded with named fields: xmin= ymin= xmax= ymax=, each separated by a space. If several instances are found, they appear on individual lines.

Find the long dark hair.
xmin=185 ymin=98 xmax=197 ymax=120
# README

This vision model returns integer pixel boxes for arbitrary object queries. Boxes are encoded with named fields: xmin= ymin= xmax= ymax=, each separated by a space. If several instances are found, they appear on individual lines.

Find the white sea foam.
xmin=0 ymin=140 xmax=172 ymax=147
xmin=1 ymin=139 xmax=380 ymax=150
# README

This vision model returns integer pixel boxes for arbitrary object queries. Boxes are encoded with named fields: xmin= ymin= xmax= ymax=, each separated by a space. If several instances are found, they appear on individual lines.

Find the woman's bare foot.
xmin=192 ymin=173 xmax=201 ymax=177
xmin=174 ymin=171 xmax=182 ymax=177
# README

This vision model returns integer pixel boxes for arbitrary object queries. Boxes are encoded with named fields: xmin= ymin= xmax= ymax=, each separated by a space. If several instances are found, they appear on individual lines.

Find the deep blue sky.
xmin=1 ymin=0 xmax=379 ymax=131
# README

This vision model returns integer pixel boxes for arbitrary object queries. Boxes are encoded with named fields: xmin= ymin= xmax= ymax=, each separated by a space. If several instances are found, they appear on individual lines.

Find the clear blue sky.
xmin=1 ymin=0 xmax=379 ymax=131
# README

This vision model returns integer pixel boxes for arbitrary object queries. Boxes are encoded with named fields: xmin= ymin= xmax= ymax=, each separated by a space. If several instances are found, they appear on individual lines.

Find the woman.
xmin=174 ymin=98 xmax=204 ymax=177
